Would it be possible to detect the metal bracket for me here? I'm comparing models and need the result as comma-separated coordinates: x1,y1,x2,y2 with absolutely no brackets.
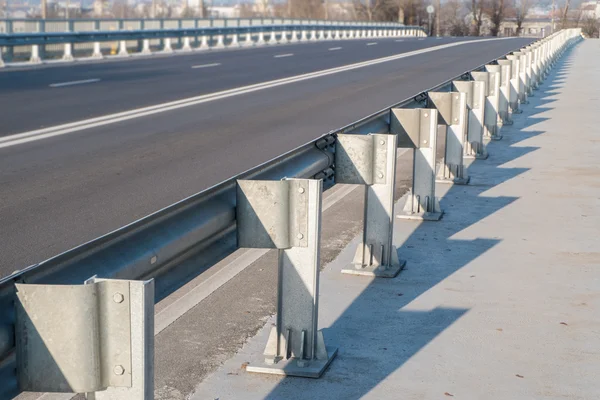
237,178,337,378
476,67,503,139
428,92,470,185
15,278,154,399
452,80,488,160
391,108,443,221
513,51,529,104
505,55,523,114
496,59,516,123
335,134,405,277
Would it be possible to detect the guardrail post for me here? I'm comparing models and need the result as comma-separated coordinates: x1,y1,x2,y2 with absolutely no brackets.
244,30,253,46
182,36,193,51
237,178,337,378
506,54,524,114
62,43,74,62
504,55,522,114
29,45,42,64
215,32,225,49
91,20,103,59
118,40,129,57
392,108,443,221
513,51,529,104
199,33,209,50
61,20,74,62
268,28,278,44
0,48,5,68
335,134,406,277
429,92,469,185
140,39,151,55
475,67,502,140
532,44,542,87
257,30,266,45
92,41,103,58
496,59,514,123
163,38,174,53
452,80,488,159
14,278,154,399
524,47,535,93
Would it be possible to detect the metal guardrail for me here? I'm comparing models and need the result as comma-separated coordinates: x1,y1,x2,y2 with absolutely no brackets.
0,28,582,399
0,17,410,34
0,22,426,64
0,24,422,46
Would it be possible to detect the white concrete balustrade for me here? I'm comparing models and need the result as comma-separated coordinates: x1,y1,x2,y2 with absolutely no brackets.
0,25,425,67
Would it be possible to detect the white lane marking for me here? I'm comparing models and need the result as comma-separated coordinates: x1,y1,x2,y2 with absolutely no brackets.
395,39,405,42
191,63,221,69
49,78,101,88
329,47,342,51
436,37,444,40
0,37,515,150
366,42,378,46
153,148,409,335
274,53,294,58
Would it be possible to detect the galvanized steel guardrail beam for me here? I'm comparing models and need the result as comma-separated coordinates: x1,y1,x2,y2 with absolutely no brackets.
0,28,582,399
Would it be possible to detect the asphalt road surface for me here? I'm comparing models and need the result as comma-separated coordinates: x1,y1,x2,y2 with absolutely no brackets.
0,36,534,278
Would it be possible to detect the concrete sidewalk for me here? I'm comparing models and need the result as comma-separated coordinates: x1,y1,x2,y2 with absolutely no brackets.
190,40,600,400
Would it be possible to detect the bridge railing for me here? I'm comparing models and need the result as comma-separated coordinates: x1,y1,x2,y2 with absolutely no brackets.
0,20,426,65
0,28,582,400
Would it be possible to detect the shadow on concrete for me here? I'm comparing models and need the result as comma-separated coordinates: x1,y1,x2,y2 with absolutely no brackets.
259,40,578,400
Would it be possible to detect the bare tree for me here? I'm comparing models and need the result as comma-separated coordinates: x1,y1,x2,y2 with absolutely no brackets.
353,0,382,21
561,0,571,28
353,0,400,22
397,0,420,25
581,16,599,37
442,0,469,36
289,0,325,18
111,0,135,18
514,0,532,36
180,6,195,17
468,0,485,36
488,0,508,37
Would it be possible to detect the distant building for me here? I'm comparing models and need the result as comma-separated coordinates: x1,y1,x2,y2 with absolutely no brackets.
93,0,105,16
207,5,240,18
580,1,600,19
501,17,552,37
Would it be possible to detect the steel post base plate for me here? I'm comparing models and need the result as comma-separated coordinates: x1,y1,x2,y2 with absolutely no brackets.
475,150,489,160
342,261,405,278
246,347,338,378
485,133,503,141
397,210,443,221
464,150,488,160
436,175,470,185
342,246,406,278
